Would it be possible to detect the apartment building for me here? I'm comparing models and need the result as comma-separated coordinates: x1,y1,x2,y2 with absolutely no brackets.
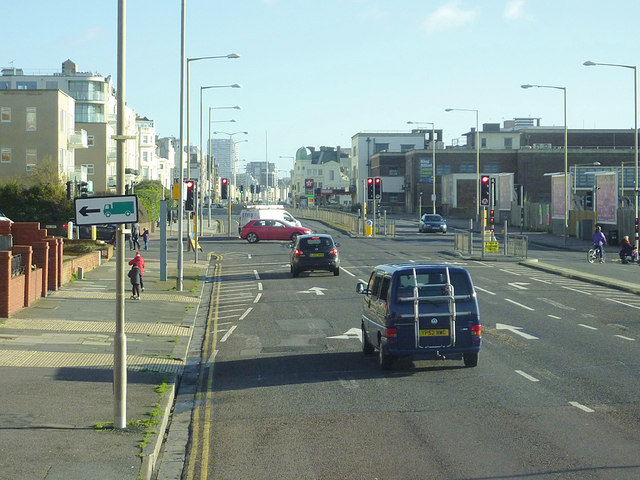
0,89,85,181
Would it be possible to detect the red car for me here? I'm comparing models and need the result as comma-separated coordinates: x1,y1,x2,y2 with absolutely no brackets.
240,219,312,243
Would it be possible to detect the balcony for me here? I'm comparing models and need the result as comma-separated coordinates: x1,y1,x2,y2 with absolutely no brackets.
68,129,88,149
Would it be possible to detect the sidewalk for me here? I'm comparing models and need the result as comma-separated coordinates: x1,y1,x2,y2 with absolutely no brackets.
0,227,211,480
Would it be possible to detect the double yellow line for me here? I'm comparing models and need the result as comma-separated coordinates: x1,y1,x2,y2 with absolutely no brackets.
186,257,222,479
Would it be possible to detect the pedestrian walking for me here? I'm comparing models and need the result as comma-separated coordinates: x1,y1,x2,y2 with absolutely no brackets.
142,228,150,250
128,265,142,299
131,222,141,250
592,225,607,263
125,225,133,250
129,251,145,292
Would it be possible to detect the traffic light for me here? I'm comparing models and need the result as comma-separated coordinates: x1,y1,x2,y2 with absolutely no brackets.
221,178,228,200
489,209,495,233
374,177,382,200
480,176,490,206
635,217,639,237
367,177,374,200
250,184,255,194
240,184,244,193
66,181,72,200
80,181,88,197
584,190,593,209
185,180,195,211
256,185,261,194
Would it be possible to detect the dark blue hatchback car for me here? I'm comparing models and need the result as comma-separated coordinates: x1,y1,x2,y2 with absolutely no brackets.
356,263,481,369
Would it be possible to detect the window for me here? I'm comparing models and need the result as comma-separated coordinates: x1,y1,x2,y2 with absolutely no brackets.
389,168,398,176
353,145,357,156
368,273,382,298
143,151,148,162
26,148,37,172
400,144,415,152
81,164,95,175
374,143,389,154
87,135,95,147
504,137,513,149
1,147,11,163
16,81,37,90
45,81,58,90
329,170,334,181
1,107,10,122
379,277,391,301
26,107,36,131
481,138,487,148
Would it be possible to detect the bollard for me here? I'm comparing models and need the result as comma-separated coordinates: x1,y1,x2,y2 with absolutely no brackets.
77,266,84,280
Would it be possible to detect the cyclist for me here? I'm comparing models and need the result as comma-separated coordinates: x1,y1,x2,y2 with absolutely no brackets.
592,226,607,263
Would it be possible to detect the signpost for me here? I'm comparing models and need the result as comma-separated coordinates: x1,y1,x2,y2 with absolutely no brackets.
74,195,139,226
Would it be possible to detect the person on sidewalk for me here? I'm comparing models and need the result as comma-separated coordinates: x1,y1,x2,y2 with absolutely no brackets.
128,251,145,292
131,222,141,250
619,235,638,264
128,264,142,299
142,228,150,250
592,225,607,263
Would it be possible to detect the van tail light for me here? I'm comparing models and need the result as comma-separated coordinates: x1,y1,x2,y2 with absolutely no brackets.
330,248,338,255
471,325,481,336
385,327,398,339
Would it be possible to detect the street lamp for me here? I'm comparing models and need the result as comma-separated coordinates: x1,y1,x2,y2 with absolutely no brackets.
179,52,239,284
521,83,568,247
196,84,241,261
445,108,480,218
213,131,249,189
584,60,638,251
407,121,437,214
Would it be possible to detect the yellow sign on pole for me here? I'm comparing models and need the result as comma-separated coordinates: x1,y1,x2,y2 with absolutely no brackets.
173,183,180,200
484,241,499,253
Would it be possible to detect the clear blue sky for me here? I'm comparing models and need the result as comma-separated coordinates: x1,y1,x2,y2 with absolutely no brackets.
5,1,640,173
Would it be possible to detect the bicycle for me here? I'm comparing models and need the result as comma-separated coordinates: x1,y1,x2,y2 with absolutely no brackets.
587,246,603,264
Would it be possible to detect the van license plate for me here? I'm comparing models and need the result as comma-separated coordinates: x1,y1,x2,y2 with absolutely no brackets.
420,329,449,336
310,253,324,257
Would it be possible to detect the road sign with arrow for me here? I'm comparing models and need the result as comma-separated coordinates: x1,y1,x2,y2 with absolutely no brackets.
74,195,139,226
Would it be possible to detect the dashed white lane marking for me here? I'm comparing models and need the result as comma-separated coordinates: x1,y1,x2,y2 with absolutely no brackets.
515,370,539,382
500,269,521,276
505,298,535,311
220,325,237,343
340,267,356,277
253,270,260,280
258,282,263,291
239,308,252,321
607,298,640,310
475,286,496,296
569,401,594,413
253,293,262,303
547,314,562,319
578,324,598,330
614,335,636,341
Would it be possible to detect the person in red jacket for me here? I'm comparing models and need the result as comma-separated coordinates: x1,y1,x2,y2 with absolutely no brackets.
129,251,145,291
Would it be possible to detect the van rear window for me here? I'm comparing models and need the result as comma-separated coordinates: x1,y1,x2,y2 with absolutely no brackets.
396,270,472,299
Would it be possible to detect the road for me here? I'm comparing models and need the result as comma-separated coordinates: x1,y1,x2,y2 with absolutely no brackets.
180,217,640,480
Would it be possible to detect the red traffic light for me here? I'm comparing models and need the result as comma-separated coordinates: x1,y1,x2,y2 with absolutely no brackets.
186,180,194,189
221,178,228,185
375,178,381,185
367,178,373,185
481,176,490,184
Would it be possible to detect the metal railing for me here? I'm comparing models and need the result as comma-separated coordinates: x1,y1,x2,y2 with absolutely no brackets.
292,207,395,237
11,254,24,278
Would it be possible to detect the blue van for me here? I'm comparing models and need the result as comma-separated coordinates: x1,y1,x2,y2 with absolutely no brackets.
356,263,481,369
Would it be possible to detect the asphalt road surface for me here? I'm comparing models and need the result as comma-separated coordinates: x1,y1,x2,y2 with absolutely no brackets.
182,218,640,480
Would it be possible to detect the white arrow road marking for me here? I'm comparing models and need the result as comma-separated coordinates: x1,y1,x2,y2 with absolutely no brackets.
505,298,535,311
298,287,327,296
508,282,530,290
328,327,362,340
496,323,539,340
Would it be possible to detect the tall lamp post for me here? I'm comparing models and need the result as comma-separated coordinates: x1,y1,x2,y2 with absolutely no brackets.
584,60,638,251
179,53,238,284
522,84,568,247
208,106,241,226
407,121,437,214
445,108,480,219
213,130,249,194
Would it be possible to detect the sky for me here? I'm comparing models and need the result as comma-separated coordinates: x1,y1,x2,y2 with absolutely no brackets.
5,0,640,174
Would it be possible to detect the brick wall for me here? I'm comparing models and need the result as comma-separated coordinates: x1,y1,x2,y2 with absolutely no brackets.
61,251,102,284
